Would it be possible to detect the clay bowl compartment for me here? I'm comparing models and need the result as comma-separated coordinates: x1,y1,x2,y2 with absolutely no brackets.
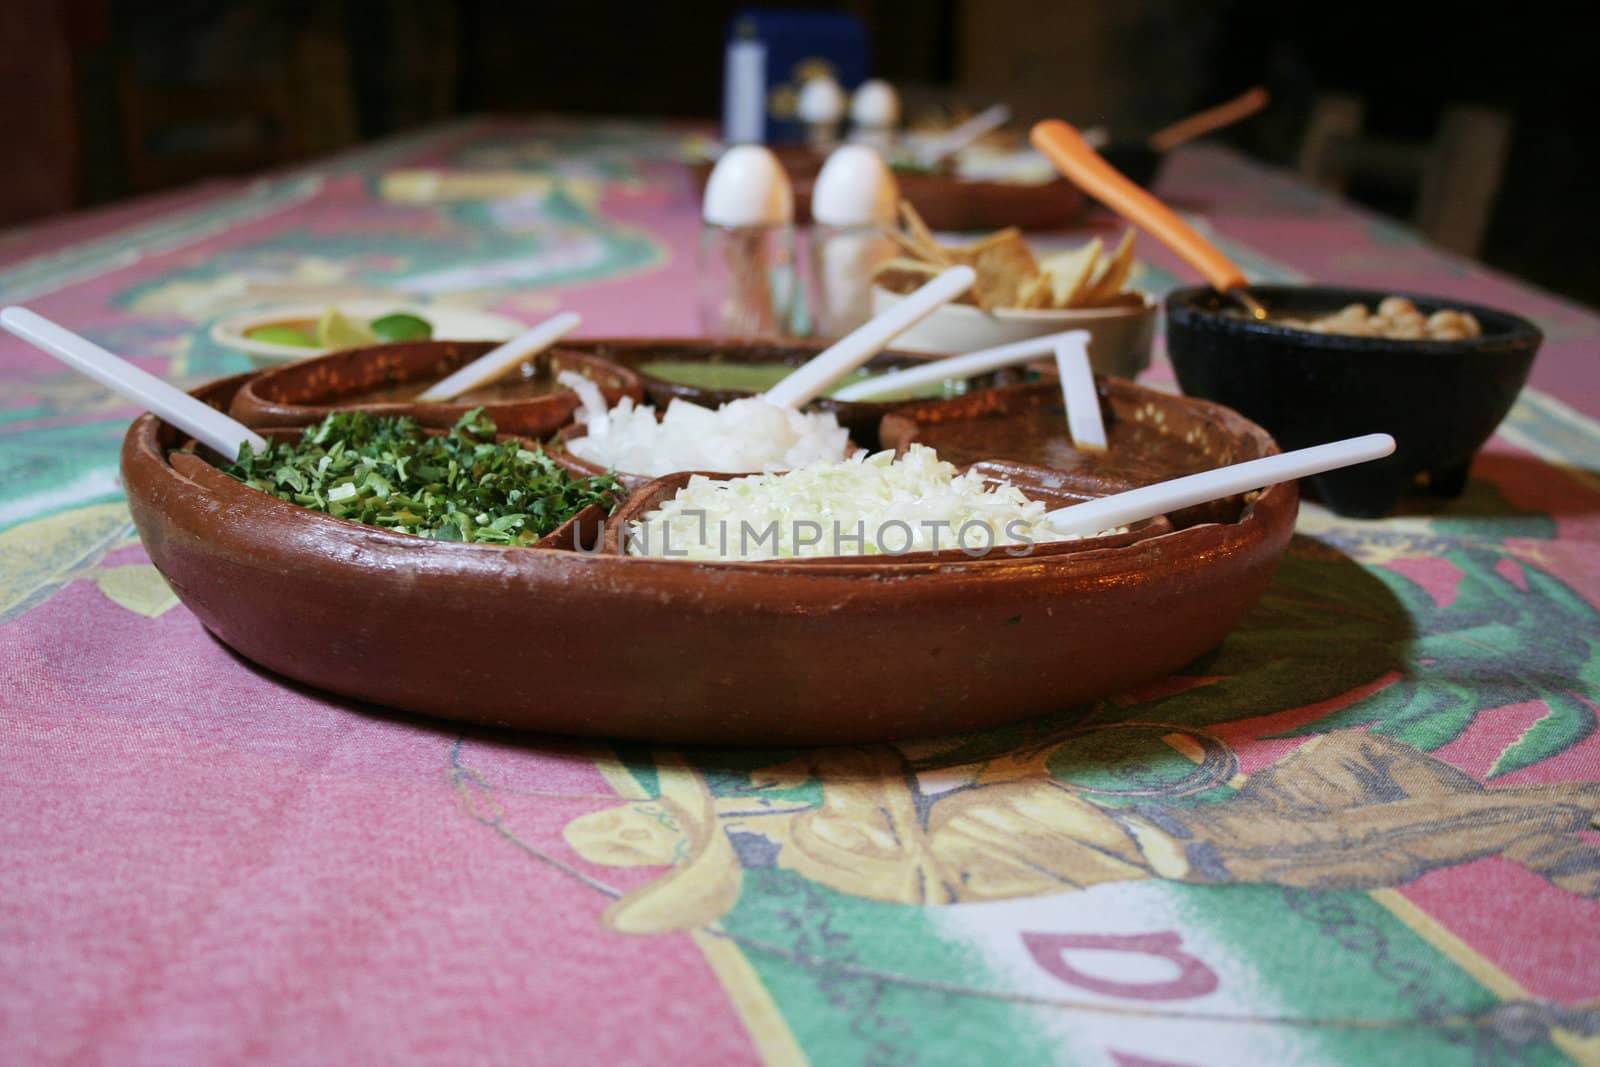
229,339,643,440
607,462,1173,564
168,422,617,554
124,370,1296,747
691,145,1086,230
881,380,1276,529
1164,285,1541,517
581,337,1042,450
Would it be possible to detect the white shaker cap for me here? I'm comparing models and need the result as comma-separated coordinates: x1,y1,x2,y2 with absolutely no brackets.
797,75,846,126
812,145,899,227
702,145,794,227
851,79,900,127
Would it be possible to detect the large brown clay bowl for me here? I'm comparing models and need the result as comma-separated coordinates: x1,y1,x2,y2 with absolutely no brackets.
576,337,1042,450
229,339,642,440
124,371,1295,746
691,146,1085,230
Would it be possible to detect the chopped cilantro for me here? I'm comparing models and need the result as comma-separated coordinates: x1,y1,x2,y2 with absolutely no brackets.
219,408,619,546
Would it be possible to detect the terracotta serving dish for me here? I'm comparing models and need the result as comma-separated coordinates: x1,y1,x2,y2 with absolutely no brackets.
1165,285,1542,517
229,339,643,440
123,371,1295,746
582,337,1042,449
691,146,1085,231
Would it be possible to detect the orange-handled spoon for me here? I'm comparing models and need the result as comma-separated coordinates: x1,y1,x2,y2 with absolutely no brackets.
1147,86,1270,153
1030,119,1268,320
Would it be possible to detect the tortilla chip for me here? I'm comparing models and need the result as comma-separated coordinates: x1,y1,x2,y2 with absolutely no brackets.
1040,239,1102,308
1081,230,1137,305
1016,273,1055,309
872,256,944,295
897,201,952,265
881,226,938,262
965,230,1040,309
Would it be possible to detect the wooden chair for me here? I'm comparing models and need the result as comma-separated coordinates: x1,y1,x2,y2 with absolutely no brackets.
1297,93,1512,257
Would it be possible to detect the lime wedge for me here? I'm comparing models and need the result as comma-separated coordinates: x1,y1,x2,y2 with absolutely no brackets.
369,312,434,342
315,308,377,349
244,325,318,347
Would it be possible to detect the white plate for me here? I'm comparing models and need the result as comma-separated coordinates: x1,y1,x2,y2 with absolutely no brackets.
210,300,528,368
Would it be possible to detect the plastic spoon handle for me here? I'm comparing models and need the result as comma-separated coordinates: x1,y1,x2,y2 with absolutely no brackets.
832,329,1079,401
914,104,1011,166
1,306,267,458
1055,333,1106,451
416,311,581,402
764,265,975,410
1045,433,1395,537
1030,120,1249,294
1148,86,1270,153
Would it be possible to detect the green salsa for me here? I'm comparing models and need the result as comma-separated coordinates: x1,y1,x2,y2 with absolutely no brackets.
637,360,968,402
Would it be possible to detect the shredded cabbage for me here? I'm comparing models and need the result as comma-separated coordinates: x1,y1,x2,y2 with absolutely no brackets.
628,444,1085,560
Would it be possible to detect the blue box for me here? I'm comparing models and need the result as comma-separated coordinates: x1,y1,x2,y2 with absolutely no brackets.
723,8,869,145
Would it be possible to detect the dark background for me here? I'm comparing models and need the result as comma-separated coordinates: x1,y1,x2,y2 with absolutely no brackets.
4,0,1595,307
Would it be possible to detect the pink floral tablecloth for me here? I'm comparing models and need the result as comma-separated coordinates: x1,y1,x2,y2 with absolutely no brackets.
3,117,1599,1066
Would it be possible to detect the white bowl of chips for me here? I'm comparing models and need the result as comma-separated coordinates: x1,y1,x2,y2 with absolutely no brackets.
871,285,1155,377
872,209,1157,378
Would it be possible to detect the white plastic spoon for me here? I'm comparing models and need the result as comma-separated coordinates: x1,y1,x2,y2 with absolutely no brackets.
416,311,581,402
763,265,975,410
1,306,268,458
912,103,1012,168
1054,332,1106,451
831,329,1081,402
1045,433,1396,537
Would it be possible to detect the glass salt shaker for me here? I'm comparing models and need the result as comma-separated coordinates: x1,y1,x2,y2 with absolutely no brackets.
698,145,797,337
848,79,901,156
809,145,899,340
797,75,845,155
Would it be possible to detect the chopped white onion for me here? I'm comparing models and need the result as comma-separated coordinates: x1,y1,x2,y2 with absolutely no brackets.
560,373,851,477
628,444,1087,560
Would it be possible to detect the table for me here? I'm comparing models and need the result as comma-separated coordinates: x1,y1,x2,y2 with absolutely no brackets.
3,117,1598,1067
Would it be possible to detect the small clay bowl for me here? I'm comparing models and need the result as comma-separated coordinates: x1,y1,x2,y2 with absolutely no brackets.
882,379,1276,529
1164,285,1542,517
171,424,618,552
123,369,1296,746
603,461,1173,564
579,337,1039,449
229,339,643,440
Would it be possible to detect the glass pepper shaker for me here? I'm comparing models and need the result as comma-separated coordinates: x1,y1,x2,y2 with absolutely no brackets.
699,145,797,337
848,79,900,156
797,74,845,155
809,145,899,340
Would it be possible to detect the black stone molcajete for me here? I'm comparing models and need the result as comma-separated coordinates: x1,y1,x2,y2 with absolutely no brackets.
1165,285,1541,517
